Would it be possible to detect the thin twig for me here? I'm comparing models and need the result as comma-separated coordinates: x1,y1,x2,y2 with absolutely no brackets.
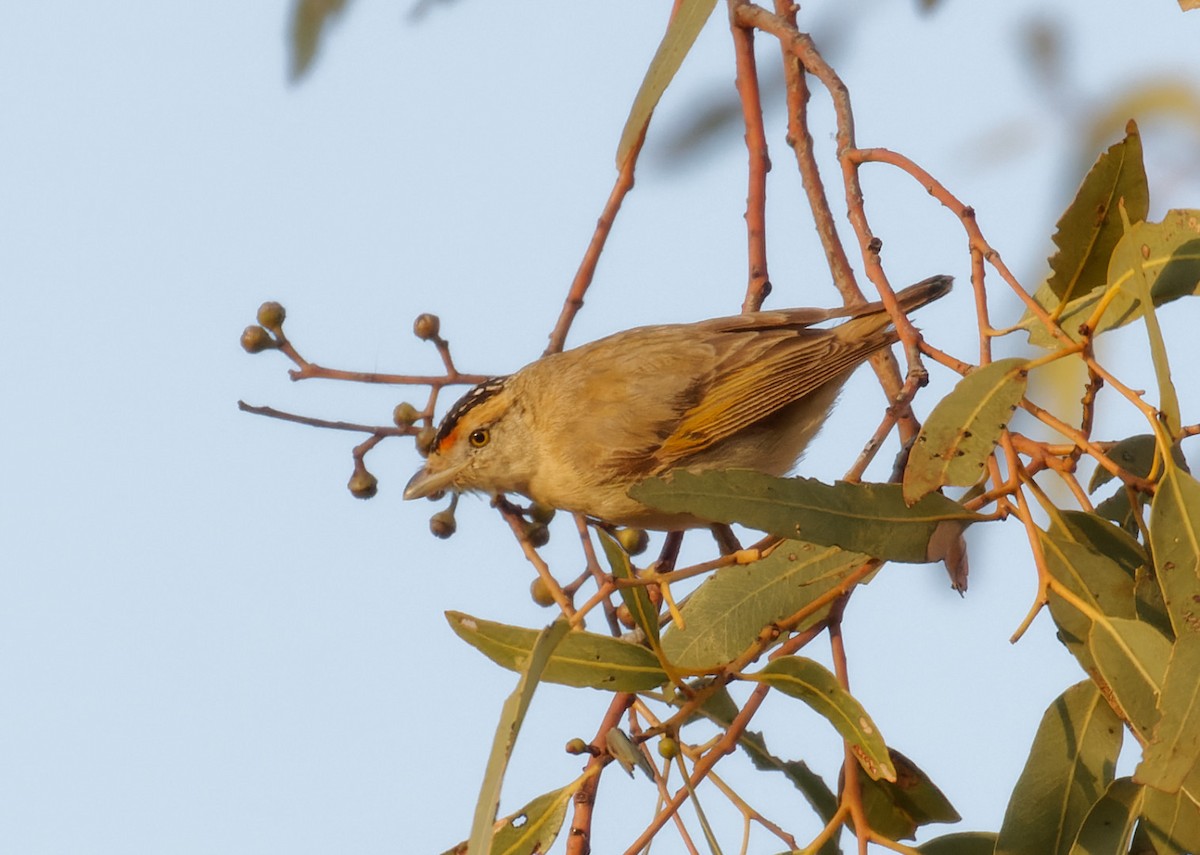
728,0,772,313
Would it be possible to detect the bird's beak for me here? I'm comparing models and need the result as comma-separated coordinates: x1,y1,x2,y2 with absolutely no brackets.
403,461,465,501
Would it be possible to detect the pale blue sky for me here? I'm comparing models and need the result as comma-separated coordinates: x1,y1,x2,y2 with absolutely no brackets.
3,2,1199,852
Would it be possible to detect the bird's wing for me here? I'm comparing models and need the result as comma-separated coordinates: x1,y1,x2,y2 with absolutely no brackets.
648,313,898,470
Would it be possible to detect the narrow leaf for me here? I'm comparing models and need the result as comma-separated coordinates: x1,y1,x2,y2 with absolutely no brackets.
660,539,870,669
597,529,660,646
996,681,1123,855
751,656,895,782
1135,632,1200,793
616,0,719,168
1113,209,1184,434
903,357,1028,503
1067,778,1142,855
1149,456,1200,638
468,620,569,855
631,470,982,564
446,612,667,691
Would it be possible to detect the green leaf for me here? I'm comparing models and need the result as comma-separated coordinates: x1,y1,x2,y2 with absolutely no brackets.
489,782,579,855
750,656,895,782
1088,435,1158,494
903,357,1028,503
855,749,960,841
631,470,983,564
615,0,719,168
660,540,870,669
1139,781,1200,854
996,681,1123,855
1021,209,1200,347
597,528,660,646
1022,123,1148,339
468,620,569,855
1050,510,1172,638
916,832,1000,854
1067,778,1142,855
1136,632,1200,793
446,612,667,691
1114,211,1184,434
1087,616,1170,738
1042,522,1140,677
1149,456,1200,638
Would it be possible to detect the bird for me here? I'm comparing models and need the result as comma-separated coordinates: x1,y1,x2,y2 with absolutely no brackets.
403,275,951,530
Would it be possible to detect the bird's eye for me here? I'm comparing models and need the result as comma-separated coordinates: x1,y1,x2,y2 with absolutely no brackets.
469,428,490,448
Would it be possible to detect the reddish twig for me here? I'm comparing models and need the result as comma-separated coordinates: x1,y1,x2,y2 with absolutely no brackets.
728,0,772,313
567,693,637,855
545,127,645,356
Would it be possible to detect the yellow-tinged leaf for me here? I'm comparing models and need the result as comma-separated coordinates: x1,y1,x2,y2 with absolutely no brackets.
615,0,719,168
1140,780,1200,853
1136,633,1200,793
1021,209,1200,347
903,357,1028,503
750,656,895,782
1112,209,1186,434
489,782,579,855
660,540,870,669
446,612,667,691
1149,457,1200,638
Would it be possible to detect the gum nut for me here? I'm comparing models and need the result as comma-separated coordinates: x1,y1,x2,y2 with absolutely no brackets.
347,467,378,499
529,577,556,607
392,402,420,427
616,528,649,556
256,301,286,331
429,509,457,539
412,313,440,340
240,325,275,353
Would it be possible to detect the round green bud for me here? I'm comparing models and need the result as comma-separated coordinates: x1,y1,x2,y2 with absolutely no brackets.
616,528,649,556
565,738,590,755
347,467,378,499
529,577,556,607
657,736,679,759
256,301,286,331
429,508,457,539
240,325,275,354
528,502,557,525
412,313,441,341
392,402,420,428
